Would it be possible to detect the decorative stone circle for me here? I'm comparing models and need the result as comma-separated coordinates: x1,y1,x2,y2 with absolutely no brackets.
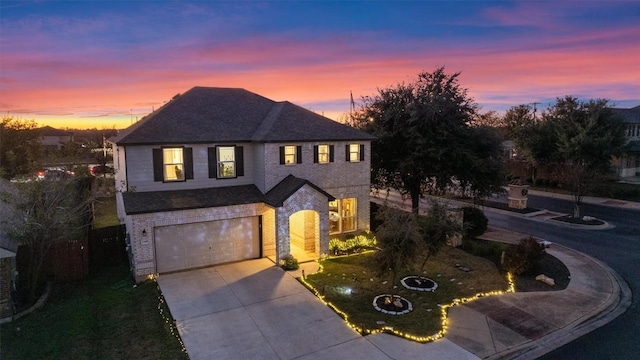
373,294,413,315
401,276,438,292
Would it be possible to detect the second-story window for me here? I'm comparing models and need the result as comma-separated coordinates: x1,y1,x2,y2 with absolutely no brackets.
314,144,334,164
153,147,193,182
217,146,235,178
346,143,365,162
284,146,296,164
280,145,302,165
208,145,244,179
163,148,185,181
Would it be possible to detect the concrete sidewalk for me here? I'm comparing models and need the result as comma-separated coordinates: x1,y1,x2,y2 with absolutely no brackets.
527,189,640,211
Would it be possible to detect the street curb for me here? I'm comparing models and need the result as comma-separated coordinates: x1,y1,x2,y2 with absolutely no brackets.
486,243,632,360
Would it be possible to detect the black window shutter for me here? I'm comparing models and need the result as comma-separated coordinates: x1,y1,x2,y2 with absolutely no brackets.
279,146,285,164
313,145,318,163
345,144,350,162
359,144,365,161
153,149,163,181
184,147,193,179
208,147,217,178
329,145,334,162
235,146,244,176
296,145,302,164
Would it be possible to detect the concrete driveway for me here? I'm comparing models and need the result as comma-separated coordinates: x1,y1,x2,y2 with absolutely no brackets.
158,258,476,360
157,259,376,360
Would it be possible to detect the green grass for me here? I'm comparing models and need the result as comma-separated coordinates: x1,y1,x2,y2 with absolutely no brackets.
93,196,119,229
303,246,510,340
1,265,188,360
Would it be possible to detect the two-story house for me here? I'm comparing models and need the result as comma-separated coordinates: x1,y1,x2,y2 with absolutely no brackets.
612,105,640,179
110,87,375,282
37,125,74,152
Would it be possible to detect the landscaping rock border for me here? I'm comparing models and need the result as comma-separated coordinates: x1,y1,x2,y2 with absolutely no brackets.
373,294,413,315
401,276,438,292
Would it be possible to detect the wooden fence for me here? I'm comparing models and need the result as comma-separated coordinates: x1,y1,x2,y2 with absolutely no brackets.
88,224,128,272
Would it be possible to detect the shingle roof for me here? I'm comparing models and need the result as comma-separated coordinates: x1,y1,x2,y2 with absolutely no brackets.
121,176,334,214
122,185,265,214
612,105,640,124
37,126,73,137
264,174,334,207
112,87,375,145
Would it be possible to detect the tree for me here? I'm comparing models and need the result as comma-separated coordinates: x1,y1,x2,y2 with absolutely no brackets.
510,97,626,218
0,116,41,179
2,177,91,301
371,205,422,293
353,67,505,214
545,97,626,218
416,200,462,272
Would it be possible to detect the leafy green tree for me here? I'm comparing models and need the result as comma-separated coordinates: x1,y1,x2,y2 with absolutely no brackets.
545,97,626,218
2,178,91,301
416,200,462,272
371,205,422,293
0,116,41,179
354,67,504,214
509,97,626,218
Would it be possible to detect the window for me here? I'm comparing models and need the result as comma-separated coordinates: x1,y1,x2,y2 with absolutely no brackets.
345,143,365,162
153,147,193,182
329,198,357,234
217,146,235,178
314,144,334,164
163,148,184,181
318,145,329,163
208,146,244,179
284,146,296,164
280,145,302,164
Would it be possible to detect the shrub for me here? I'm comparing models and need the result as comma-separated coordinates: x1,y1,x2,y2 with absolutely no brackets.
329,232,377,255
534,178,545,187
462,238,507,266
281,254,299,271
502,237,546,275
462,207,488,239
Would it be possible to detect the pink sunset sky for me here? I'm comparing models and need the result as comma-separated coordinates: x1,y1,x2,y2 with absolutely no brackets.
1,1,639,129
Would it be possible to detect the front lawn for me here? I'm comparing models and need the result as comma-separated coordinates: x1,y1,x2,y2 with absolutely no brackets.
303,246,511,341
1,265,187,360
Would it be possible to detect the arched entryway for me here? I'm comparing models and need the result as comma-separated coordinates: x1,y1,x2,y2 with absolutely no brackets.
289,210,319,262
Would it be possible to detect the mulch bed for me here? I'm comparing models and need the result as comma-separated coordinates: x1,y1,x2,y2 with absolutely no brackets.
373,294,413,315
515,253,571,292
401,276,438,291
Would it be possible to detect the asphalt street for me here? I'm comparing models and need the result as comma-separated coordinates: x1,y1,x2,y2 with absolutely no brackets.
486,194,640,359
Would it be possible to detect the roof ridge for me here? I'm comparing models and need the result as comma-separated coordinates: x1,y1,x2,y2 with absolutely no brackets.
251,102,285,141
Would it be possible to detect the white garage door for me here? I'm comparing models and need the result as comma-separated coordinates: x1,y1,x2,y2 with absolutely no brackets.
154,217,260,273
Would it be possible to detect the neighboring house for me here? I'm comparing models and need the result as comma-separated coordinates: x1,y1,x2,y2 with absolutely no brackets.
37,126,74,152
110,87,375,282
612,105,640,179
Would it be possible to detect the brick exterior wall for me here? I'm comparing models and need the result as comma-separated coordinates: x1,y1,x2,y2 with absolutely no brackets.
120,139,371,281
276,185,330,264
128,203,271,282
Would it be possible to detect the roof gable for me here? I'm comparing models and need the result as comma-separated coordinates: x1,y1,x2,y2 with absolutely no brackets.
112,87,374,145
612,105,640,124
264,174,334,207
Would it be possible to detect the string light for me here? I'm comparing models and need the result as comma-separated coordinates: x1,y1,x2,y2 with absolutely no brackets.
300,265,516,343
151,274,188,355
